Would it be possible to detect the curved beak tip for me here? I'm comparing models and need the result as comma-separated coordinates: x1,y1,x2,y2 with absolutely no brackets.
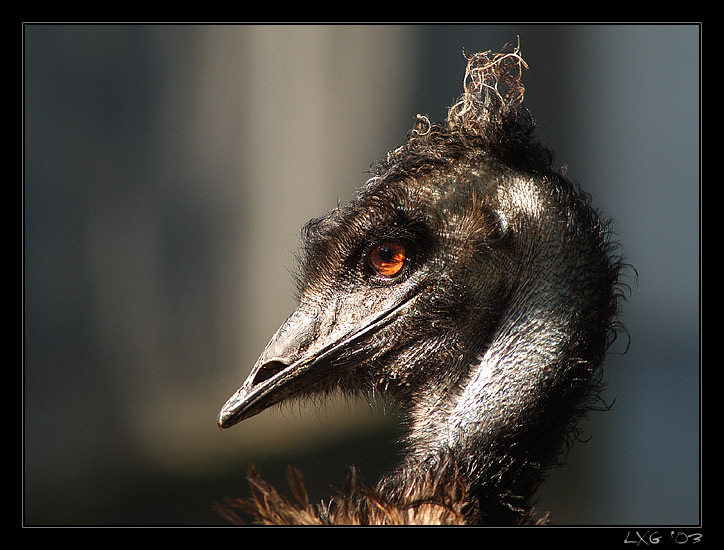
216,387,244,429
216,411,229,429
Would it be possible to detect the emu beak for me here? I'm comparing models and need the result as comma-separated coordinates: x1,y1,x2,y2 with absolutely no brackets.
217,291,416,430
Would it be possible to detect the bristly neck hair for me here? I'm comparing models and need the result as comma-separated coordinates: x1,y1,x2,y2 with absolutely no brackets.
360,45,624,524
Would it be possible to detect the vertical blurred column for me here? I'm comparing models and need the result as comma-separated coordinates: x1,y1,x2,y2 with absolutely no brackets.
198,25,418,369
143,25,420,465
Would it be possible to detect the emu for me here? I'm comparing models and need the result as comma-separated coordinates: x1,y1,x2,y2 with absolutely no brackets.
217,46,623,525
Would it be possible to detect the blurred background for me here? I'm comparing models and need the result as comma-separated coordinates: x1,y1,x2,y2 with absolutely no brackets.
24,24,700,525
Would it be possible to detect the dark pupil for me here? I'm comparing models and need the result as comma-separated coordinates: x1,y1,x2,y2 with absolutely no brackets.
378,246,393,262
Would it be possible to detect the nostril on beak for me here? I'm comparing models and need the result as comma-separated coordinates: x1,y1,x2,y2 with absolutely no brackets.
251,360,288,386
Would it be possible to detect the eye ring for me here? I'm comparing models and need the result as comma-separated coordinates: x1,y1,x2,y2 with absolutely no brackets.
366,241,407,279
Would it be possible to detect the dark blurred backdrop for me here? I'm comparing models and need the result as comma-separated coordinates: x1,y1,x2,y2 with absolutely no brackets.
23,24,700,525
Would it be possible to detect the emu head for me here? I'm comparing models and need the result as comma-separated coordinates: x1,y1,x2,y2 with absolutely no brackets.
218,49,619,472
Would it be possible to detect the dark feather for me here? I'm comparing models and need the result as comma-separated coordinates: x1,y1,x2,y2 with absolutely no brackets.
216,42,627,526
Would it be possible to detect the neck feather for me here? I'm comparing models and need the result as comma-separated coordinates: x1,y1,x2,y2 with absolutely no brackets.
380,178,616,524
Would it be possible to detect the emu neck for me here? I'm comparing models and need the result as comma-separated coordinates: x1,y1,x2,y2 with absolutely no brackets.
393,307,578,524
385,178,610,524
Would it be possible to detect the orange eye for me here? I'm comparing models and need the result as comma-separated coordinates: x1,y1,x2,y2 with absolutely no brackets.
367,242,406,278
